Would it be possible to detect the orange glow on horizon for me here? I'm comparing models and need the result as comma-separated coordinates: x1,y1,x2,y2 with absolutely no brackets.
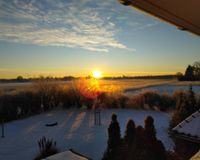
75,78,102,99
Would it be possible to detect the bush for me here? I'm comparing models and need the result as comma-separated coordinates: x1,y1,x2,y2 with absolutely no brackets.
0,80,84,122
102,115,167,160
59,86,82,109
126,93,144,109
102,113,122,160
124,119,136,146
2,79,198,123
34,136,59,160
0,91,42,122
33,78,61,110
96,93,120,109
170,86,199,128
126,91,175,111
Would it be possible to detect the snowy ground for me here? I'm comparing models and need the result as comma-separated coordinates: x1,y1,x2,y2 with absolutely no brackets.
0,109,174,160
125,85,200,95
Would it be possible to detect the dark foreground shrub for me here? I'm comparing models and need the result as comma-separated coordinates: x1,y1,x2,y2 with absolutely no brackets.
34,136,59,160
126,90,175,111
102,114,167,160
170,86,199,128
0,91,41,122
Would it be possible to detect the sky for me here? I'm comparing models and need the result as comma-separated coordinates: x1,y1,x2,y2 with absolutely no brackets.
0,0,200,78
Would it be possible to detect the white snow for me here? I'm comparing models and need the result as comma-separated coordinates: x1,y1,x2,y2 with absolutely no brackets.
43,150,88,160
125,85,200,95
0,109,174,160
173,109,200,139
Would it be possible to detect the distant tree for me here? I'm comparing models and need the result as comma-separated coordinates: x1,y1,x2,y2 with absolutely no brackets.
124,119,136,146
176,72,183,80
184,65,195,80
178,61,200,81
193,61,200,79
16,75,24,82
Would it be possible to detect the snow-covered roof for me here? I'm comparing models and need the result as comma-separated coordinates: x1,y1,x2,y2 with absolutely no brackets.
172,109,200,143
43,150,90,160
190,150,200,160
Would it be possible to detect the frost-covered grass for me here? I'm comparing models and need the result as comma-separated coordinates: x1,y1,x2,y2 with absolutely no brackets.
0,79,175,94
0,109,174,160
1,79,200,95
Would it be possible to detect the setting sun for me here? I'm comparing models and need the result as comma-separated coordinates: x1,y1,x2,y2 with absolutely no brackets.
92,70,102,78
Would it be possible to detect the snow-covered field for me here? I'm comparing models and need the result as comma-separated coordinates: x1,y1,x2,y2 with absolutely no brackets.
0,109,174,160
125,85,200,95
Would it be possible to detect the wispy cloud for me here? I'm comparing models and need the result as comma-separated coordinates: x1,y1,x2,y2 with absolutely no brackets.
0,0,158,52
0,0,131,52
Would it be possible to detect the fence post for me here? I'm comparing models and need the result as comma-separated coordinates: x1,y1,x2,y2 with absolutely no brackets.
1,119,4,138
94,109,101,126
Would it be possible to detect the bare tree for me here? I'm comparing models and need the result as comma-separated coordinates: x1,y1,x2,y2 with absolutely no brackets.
193,61,200,79
33,76,59,111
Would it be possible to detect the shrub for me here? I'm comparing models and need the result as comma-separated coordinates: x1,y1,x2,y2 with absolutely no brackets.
144,116,156,140
97,93,120,109
160,93,175,111
33,78,61,110
126,90,174,111
59,86,82,109
107,113,121,149
103,113,122,160
170,86,200,128
126,94,144,109
34,136,59,160
142,91,161,109
124,119,136,146
102,115,167,160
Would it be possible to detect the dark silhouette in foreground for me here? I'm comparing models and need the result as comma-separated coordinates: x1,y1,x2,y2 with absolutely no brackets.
34,136,59,160
102,114,166,160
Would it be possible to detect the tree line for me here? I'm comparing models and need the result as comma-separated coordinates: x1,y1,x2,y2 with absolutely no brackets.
178,61,200,81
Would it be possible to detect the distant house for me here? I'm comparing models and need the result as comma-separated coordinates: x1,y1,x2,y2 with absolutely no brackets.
170,109,200,159
43,149,91,160
171,109,200,143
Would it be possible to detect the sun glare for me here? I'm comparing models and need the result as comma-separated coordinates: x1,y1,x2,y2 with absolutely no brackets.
92,70,102,78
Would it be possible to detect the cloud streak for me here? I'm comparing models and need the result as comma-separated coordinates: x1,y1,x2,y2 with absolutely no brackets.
0,0,130,52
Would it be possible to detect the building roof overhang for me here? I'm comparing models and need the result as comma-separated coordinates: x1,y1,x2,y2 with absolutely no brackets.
119,0,200,36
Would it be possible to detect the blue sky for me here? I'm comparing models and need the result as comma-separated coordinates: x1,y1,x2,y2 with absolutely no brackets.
0,0,200,78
